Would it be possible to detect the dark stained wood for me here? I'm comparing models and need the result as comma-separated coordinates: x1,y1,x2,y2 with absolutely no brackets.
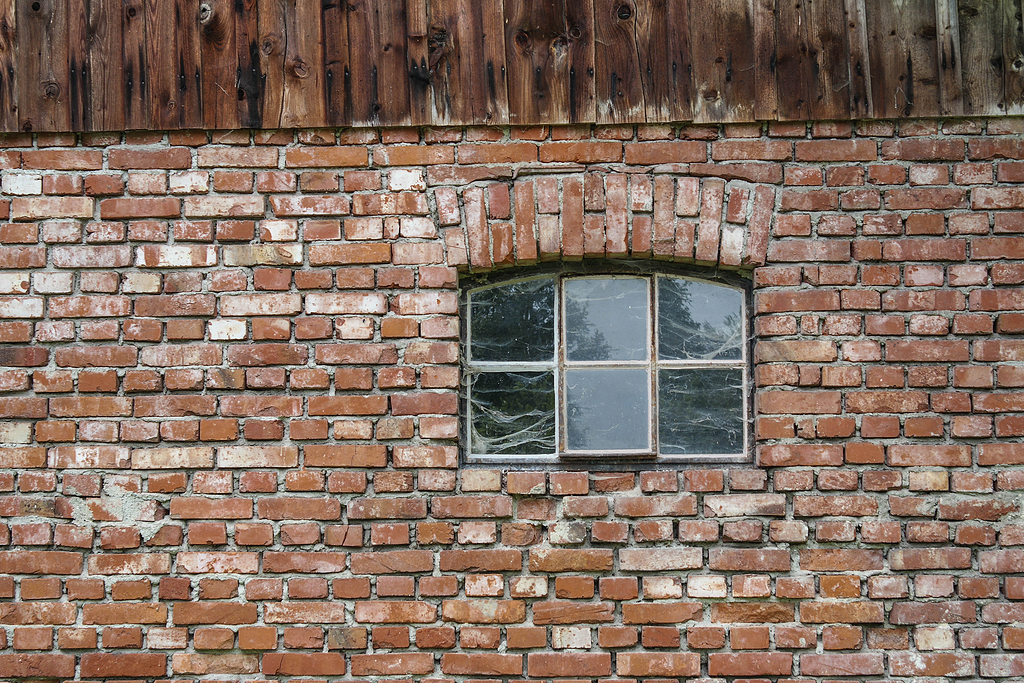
234,0,262,128
0,0,1018,131
322,0,349,126
594,0,645,124
505,0,596,125
17,0,70,132
687,0,756,122
199,0,238,129
149,0,203,129
257,0,286,128
68,0,88,130
280,0,325,127
865,0,941,118
0,0,15,130
934,0,963,115
122,0,150,129
843,0,872,118
775,0,851,121
753,0,778,121
406,0,430,124
428,0,509,125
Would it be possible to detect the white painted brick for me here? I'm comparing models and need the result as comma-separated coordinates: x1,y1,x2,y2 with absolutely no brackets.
1,173,42,195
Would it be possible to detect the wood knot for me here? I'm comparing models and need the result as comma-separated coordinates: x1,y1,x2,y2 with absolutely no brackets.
569,25,582,40
199,3,212,23
615,4,632,20
43,81,60,99
289,59,309,78
261,34,280,56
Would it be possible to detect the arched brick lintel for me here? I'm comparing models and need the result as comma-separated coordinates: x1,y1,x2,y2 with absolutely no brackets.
441,173,777,272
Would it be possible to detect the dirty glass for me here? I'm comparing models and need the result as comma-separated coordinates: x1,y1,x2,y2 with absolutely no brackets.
469,277,555,362
565,277,648,361
469,371,556,454
565,368,649,451
658,277,743,361
658,368,744,454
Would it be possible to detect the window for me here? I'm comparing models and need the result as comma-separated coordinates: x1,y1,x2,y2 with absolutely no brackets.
462,265,750,465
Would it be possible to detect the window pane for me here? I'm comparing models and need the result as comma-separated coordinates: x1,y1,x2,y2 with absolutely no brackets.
565,368,649,451
565,277,648,361
470,371,555,455
469,278,555,362
658,277,743,361
659,368,744,454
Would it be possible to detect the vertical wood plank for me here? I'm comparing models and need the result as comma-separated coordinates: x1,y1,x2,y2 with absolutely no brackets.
752,0,778,121
407,0,430,125
505,0,595,125
378,0,421,126
17,0,70,132
123,0,150,129
429,0,509,126
594,0,645,124
258,0,286,128
344,0,378,126
0,0,15,130
150,0,203,129
634,0,692,123
687,0,756,123
200,0,239,129
322,0,350,125
843,0,872,118
280,0,325,127
934,0,963,115
345,0,425,126
775,0,850,121
68,0,88,130
1003,0,1024,114
234,0,262,128
865,0,941,118
84,0,126,131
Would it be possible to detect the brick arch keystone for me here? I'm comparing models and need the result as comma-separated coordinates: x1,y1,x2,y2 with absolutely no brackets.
438,172,776,272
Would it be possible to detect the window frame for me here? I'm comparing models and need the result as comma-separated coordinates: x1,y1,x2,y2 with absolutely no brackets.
460,261,753,468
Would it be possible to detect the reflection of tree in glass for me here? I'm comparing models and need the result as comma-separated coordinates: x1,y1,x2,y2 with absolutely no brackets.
659,278,742,360
659,368,743,454
470,371,555,454
471,279,555,362
565,295,611,361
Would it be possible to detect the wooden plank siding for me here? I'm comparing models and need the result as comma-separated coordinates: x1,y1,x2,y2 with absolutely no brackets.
0,0,1019,132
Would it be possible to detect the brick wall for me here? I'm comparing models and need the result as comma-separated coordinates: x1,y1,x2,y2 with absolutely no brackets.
0,118,1023,680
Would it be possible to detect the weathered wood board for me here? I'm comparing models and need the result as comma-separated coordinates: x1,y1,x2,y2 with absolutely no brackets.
0,0,1015,131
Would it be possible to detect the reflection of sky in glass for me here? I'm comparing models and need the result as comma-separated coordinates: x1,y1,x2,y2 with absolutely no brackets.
566,368,649,451
565,278,647,361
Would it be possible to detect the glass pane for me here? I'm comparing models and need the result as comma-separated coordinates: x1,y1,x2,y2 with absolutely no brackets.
469,278,555,362
565,368,649,451
658,277,743,361
470,371,555,455
659,368,744,454
565,277,648,361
